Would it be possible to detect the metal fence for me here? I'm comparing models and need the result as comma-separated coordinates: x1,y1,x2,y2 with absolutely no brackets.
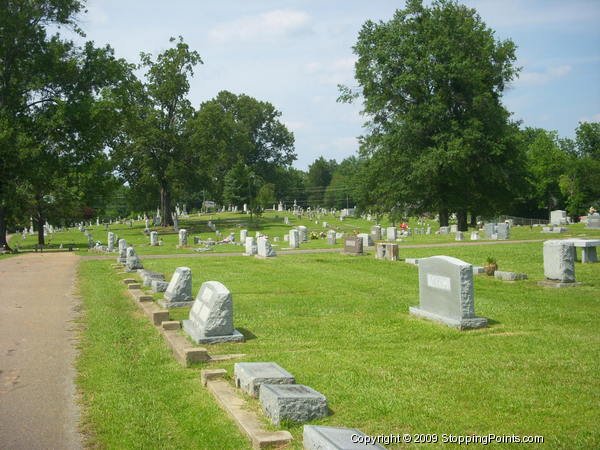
496,215,549,226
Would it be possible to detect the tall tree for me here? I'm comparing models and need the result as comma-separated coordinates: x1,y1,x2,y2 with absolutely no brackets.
0,1,128,246
113,37,202,227
340,0,522,230
188,90,296,204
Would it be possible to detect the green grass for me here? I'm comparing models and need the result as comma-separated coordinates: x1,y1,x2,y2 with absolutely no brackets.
76,261,249,449
12,212,600,258
132,242,600,449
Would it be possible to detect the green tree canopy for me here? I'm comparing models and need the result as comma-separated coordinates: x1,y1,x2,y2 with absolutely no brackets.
341,0,523,229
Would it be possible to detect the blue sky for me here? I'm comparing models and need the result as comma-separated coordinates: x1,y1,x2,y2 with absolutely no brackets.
74,0,600,170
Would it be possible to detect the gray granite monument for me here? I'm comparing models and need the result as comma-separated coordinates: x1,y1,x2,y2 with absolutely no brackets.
234,362,295,397
182,281,244,344
409,255,487,330
160,267,194,308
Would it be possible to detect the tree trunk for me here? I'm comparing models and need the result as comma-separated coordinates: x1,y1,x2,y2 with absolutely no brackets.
438,208,449,227
160,185,173,227
37,215,45,246
457,210,468,232
469,213,477,228
0,205,11,251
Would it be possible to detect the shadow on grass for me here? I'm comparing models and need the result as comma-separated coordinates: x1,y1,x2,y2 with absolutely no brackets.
238,328,258,341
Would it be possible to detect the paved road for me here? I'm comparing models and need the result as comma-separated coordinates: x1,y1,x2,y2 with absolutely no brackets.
0,252,82,449
82,238,546,260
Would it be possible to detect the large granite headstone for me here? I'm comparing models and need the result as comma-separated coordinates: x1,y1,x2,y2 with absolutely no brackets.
182,281,244,344
539,240,578,287
160,267,193,308
409,255,487,329
150,231,159,246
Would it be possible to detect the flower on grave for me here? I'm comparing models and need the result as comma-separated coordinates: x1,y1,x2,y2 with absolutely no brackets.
589,206,597,214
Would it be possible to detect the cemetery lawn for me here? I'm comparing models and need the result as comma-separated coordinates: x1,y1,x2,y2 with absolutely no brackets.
74,241,599,449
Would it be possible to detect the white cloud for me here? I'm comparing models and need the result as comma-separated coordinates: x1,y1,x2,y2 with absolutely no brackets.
208,10,311,43
304,57,357,85
515,65,572,87
333,137,359,150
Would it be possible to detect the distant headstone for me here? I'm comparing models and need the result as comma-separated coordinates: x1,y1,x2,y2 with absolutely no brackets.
449,225,458,233
244,237,257,256
484,223,496,240
470,231,480,241
370,225,382,241
375,243,398,261
357,233,373,248
327,230,336,245
260,384,328,426
256,238,276,258
150,231,159,246
344,236,363,255
240,229,248,243
140,270,165,287
550,210,567,226
234,362,295,398
107,232,115,252
497,223,510,240
455,231,464,241
303,425,387,450
182,281,244,344
160,267,193,308
289,229,300,249
438,226,449,235
586,215,600,229
387,226,397,241
426,226,432,235
284,216,290,225
116,239,128,264
409,255,487,329
178,229,188,247
298,225,308,242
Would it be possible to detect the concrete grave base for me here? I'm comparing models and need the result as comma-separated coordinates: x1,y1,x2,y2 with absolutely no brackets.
303,425,387,450
537,280,582,288
409,306,488,330
182,320,245,344
405,258,419,265
494,271,528,281
203,370,293,449
254,255,276,259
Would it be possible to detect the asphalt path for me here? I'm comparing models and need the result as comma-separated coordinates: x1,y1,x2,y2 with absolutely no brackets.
0,252,82,449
